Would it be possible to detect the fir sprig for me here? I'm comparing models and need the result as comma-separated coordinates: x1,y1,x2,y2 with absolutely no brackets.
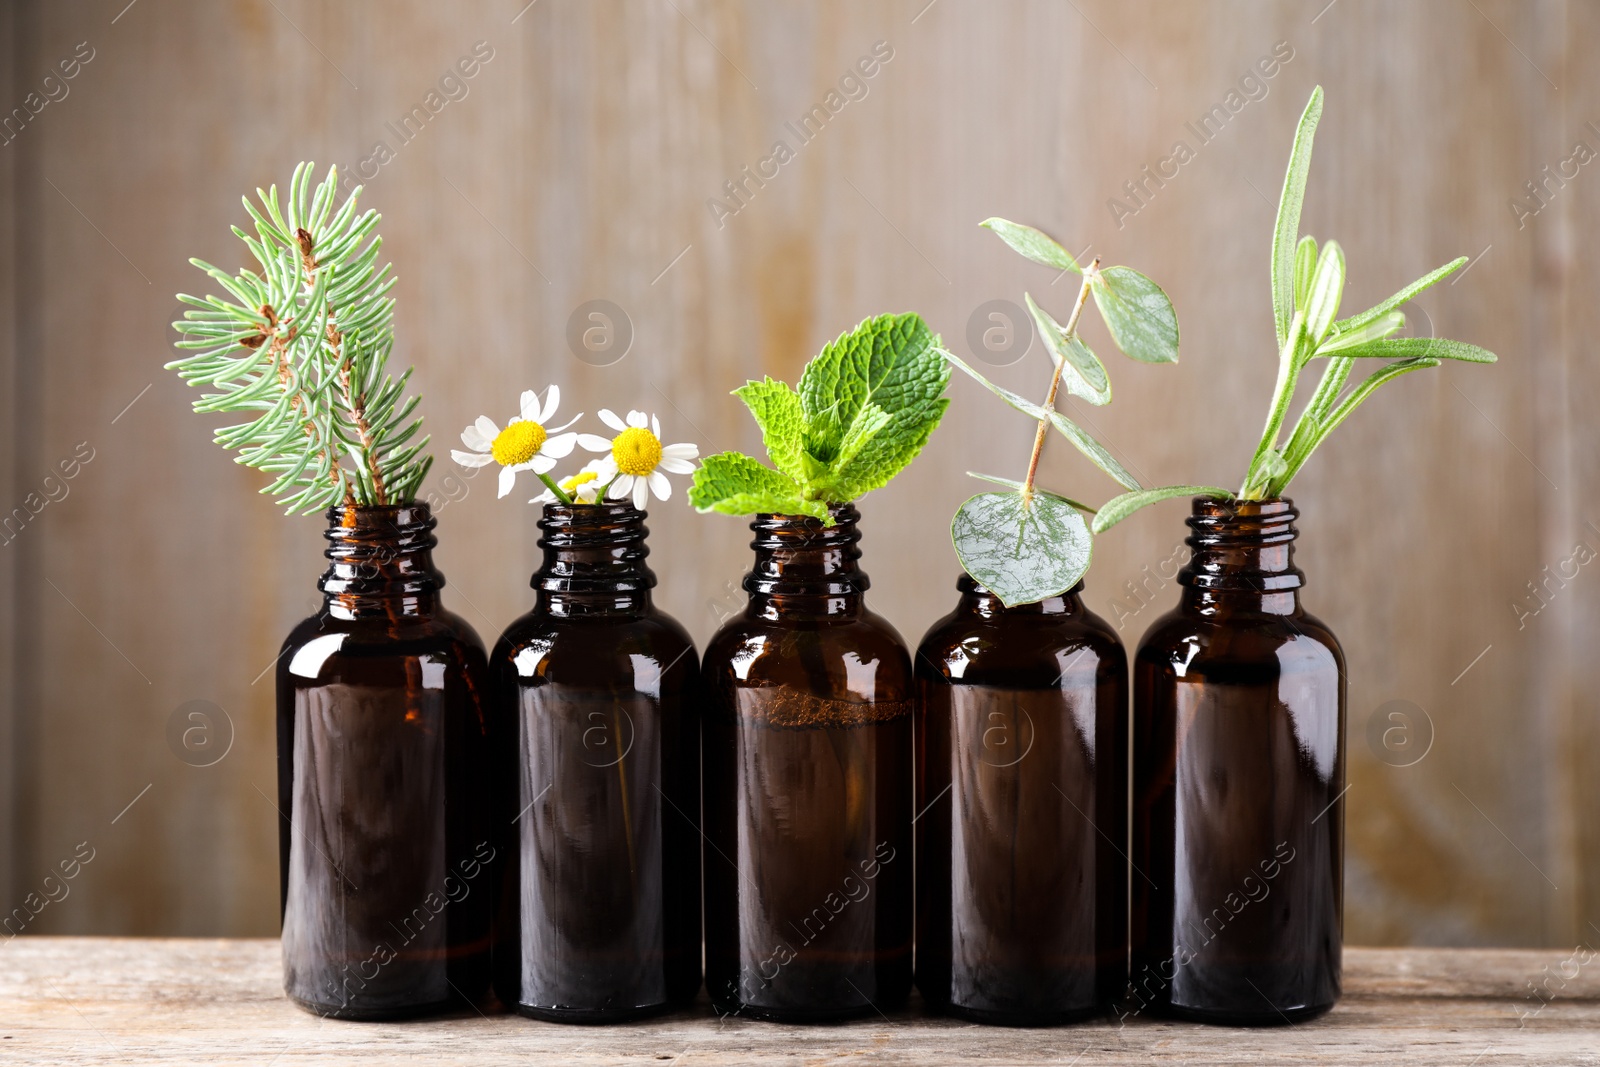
168,163,431,514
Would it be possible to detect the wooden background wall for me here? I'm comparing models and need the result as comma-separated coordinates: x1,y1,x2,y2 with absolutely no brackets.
1,0,1593,948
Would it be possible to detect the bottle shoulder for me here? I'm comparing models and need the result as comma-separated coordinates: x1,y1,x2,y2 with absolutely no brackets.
1134,602,1344,678
702,607,912,694
916,603,1127,687
493,606,697,684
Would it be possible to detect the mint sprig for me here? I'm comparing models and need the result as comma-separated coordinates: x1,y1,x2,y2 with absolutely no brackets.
688,312,951,522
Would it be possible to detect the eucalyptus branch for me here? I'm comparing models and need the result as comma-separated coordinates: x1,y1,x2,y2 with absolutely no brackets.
1022,258,1099,497
940,221,1184,606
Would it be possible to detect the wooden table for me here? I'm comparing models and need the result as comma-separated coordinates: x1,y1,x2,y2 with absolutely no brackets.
2,939,1596,1064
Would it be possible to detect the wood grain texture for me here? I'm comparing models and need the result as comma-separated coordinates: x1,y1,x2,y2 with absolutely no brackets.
1,940,1598,1065
0,0,1593,949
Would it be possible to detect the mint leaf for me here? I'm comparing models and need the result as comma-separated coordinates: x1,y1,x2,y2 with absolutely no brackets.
1089,266,1180,364
951,491,1092,607
688,451,829,520
797,312,950,499
980,218,1081,273
734,377,807,481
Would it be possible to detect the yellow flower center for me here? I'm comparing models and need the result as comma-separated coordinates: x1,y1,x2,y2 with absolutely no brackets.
490,421,546,466
560,470,599,492
612,427,662,476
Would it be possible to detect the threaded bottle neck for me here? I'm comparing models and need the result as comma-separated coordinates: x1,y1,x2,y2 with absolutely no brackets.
318,504,442,619
1178,497,1303,615
534,502,654,615
744,504,868,619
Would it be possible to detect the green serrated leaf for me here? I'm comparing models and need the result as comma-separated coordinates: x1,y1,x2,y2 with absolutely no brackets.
1090,266,1181,364
1314,336,1498,364
980,217,1081,273
796,312,950,501
734,377,807,482
686,451,829,521
1272,87,1324,347
1024,292,1110,404
952,491,1093,608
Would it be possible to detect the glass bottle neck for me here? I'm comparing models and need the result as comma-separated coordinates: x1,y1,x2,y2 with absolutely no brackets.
318,504,443,620
954,574,1086,618
1178,497,1304,616
744,505,868,620
533,502,655,617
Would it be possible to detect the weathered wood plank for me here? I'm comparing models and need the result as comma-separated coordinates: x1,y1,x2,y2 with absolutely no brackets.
0,941,1596,1065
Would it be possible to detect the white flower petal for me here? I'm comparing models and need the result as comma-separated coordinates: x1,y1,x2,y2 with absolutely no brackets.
599,409,627,432
609,474,634,501
542,432,578,459
540,384,561,423
649,471,672,501
627,410,648,428
451,449,494,468
460,424,491,451
530,455,557,474
651,413,661,437
531,488,556,504
591,456,619,481
497,465,517,498
576,434,613,452
661,442,699,460
548,412,582,433
632,476,650,510
658,457,696,475
519,390,540,422
475,416,500,443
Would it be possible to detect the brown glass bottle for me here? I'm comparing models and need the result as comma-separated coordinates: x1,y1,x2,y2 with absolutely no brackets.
915,576,1128,1026
1130,498,1344,1026
701,505,913,1022
488,503,701,1022
274,504,493,1020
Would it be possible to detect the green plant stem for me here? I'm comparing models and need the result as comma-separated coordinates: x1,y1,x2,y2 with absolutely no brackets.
537,470,574,505
1240,312,1308,499
1021,258,1100,497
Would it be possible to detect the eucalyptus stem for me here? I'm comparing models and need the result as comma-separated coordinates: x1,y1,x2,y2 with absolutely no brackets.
1021,258,1101,497
537,470,574,505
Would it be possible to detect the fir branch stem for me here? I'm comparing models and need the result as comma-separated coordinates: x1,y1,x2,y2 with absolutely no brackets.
1022,258,1100,497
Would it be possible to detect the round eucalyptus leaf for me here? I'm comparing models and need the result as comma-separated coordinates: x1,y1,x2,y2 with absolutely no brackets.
951,490,1093,608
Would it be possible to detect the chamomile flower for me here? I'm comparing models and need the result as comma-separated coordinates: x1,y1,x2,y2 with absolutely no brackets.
450,386,581,498
533,459,609,505
576,409,699,510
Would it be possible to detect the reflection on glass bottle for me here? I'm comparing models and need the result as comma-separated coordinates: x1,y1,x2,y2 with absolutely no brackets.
491,503,701,1022
1131,497,1344,1025
916,575,1128,1025
276,504,493,1020
702,506,913,1022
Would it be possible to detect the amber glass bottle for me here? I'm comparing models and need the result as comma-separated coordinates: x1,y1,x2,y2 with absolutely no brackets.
1130,497,1345,1025
489,503,701,1022
701,505,913,1022
915,576,1128,1025
275,504,493,1020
